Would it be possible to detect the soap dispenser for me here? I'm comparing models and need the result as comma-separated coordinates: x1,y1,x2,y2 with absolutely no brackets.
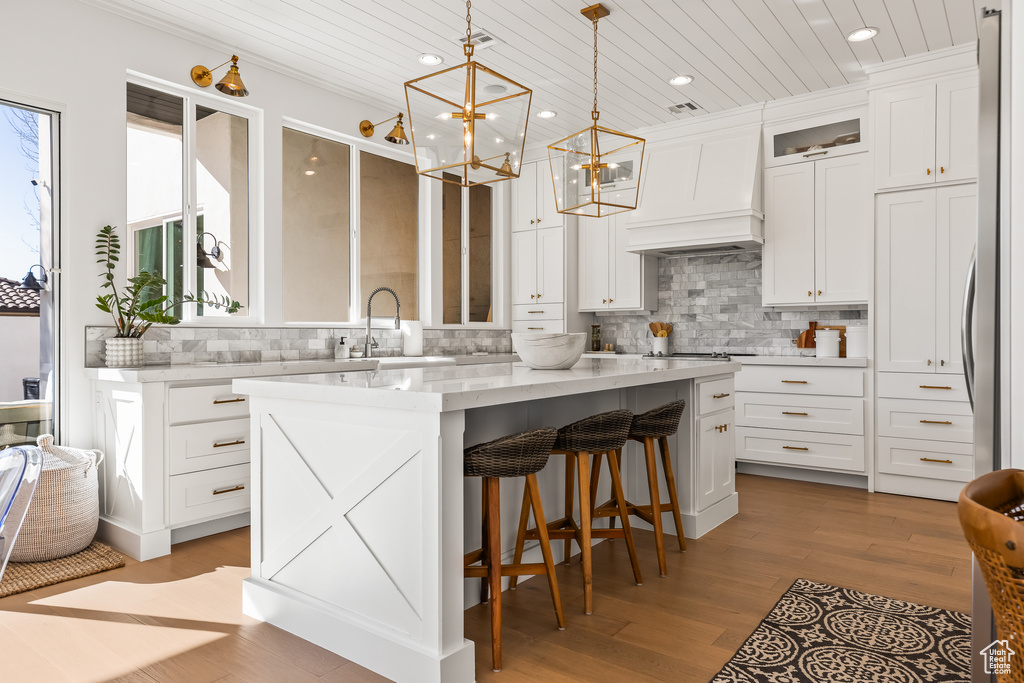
334,336,350,359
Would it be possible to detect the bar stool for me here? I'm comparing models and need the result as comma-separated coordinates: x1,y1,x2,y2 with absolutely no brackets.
597,400,687,577
511,409,640,616
463,427,564,673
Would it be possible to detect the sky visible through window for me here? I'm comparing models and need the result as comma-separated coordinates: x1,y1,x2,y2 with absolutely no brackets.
0,104,40,281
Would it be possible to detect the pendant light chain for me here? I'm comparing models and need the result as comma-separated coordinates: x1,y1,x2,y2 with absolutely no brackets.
592,13,600,121
464,0,475,58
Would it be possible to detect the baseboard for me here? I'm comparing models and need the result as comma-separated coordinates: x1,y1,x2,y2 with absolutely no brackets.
171,512,251,545
737,462,870,490
874,472,964,502
96,516,171,561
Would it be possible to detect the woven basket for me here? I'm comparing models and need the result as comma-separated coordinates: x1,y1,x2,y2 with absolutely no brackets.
10,435,102,562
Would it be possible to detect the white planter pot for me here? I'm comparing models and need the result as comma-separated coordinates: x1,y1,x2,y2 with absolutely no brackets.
105,337,143,367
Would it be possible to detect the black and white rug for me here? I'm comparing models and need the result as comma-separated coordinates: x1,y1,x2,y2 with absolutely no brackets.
711,578,971,683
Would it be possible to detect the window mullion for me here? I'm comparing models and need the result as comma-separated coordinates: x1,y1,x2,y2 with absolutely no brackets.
183,99,199,320
461,187,470,324
350,148,361,322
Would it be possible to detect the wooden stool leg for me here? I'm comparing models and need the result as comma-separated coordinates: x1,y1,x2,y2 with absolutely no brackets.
576,451,594,615
590,454,602,527
526,473,566,630
563,452,575,565
659,436,686,552
485,477,503,672
509,483,532,590
643,437,668,577
608,449,642,585
480,478,490,604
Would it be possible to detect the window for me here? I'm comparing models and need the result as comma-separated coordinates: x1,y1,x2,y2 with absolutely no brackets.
126,80,254,321
443,182,493,324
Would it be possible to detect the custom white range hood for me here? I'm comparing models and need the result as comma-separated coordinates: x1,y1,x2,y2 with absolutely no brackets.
623,107,764,256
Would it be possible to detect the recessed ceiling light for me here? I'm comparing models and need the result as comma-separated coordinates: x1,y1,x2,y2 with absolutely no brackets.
847,27,879,42
418,53,444,66
483,84,508,96
669,75,693,86
537,110,557,119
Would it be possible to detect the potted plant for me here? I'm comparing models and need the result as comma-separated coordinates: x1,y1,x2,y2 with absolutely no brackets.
95,224,241,367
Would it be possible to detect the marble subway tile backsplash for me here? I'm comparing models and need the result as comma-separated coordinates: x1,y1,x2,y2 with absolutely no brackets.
596,251,867,356
85,326,512,367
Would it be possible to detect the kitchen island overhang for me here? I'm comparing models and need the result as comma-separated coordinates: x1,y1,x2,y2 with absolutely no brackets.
234,357,740,683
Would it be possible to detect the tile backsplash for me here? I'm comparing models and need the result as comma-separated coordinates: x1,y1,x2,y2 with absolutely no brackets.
596,251,867,355
85,326,513,367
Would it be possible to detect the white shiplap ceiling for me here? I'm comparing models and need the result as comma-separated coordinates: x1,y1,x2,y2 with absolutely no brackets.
90,0,983,142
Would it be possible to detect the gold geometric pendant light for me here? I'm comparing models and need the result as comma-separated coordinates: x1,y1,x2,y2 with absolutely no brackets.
548,4,644,217
404,0,532,186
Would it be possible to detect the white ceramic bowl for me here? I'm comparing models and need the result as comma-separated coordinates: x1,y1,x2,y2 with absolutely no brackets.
511,333,587,370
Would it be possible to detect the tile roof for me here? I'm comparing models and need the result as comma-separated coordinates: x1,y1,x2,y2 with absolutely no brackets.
0,277,40,315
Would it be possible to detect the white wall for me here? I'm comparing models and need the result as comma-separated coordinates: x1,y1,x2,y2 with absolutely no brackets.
0,0,397,447
0,316,40,402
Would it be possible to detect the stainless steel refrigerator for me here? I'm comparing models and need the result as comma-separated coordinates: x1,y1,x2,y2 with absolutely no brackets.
964,5,1009,682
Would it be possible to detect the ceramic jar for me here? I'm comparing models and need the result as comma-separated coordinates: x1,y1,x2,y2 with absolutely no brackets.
105,337,143,367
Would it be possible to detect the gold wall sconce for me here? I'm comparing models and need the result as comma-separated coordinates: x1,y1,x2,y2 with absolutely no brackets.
190,55,249,97
358,113,410,145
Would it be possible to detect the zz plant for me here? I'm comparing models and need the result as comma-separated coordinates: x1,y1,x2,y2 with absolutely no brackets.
95,224,241,337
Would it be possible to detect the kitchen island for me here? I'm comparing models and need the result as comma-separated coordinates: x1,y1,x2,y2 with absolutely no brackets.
233,357,739,683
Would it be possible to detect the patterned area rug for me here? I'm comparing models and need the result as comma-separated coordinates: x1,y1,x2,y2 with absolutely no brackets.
0,542,125,598
711,578,971,683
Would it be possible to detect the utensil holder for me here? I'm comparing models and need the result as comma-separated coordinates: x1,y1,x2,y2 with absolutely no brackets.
652,337,669,356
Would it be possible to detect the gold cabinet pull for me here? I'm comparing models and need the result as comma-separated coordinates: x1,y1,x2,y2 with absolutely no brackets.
212,484,245,495
920,385,952,390
940,360,946,366
817,290,822,296
213,439,245,448
213,397,246,405
807,290,812,297
714,424,729,433
782,445,809,451
602,299,607,304
781,380,808,384
803,150,828,158
713,393,730,399
920,457,953,464
530,294,536,299
782,411,808,416
527,327,543,330
608,299,613,303
528,310,544,314
927,168,932,175
920,420,953,425
940,166,945,173
927,359,932,366
530,219,535,224
536,294,541,299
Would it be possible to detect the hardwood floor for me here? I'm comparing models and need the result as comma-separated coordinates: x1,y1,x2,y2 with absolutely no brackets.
0,474,972,682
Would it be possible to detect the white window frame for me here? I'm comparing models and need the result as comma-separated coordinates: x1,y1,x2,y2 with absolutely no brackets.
126,71,264,325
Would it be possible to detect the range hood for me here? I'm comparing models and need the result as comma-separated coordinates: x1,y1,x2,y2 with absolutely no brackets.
624,119,763,256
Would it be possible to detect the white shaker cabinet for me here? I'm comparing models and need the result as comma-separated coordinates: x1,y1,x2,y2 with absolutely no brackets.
762,153,870,306
511,226,564,307
875,185,976,374
511,160,560,232
873,74,978,191
577,214,657,312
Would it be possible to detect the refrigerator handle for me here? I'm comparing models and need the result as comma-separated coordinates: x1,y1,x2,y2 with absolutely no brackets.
962,251,977,409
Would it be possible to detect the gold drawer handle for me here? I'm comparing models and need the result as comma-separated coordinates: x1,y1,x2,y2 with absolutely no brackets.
781,380,808,384
920,457,953,464
782,445,809,451
782,411,808,416
528,310,544,314
715,424,729,433
213,397,246,405
919,385,952,390
713,393,730,399
213,439,245,448
920,420,953,425
527,327,544,330
212,484,246,495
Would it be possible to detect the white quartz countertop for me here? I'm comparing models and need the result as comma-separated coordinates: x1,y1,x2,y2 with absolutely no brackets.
233,357,740,412
739,356,868,367
84,353,520,383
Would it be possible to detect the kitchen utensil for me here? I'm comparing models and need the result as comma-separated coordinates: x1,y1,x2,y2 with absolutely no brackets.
797,321,817,349
649,322,659,336
664,324,673,335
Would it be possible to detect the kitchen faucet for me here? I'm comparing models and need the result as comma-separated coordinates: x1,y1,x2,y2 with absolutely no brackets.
365,286,400,358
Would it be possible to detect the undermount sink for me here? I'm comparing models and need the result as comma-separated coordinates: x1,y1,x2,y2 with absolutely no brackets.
373,356,457,370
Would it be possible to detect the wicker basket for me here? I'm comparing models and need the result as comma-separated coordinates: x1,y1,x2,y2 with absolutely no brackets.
9,435,102,562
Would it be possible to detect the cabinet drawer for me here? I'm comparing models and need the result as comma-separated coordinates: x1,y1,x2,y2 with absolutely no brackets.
512,303,564,321
169,418,250,475
877,399,973,443
877,372,969,402
735,426,865,472
512,320,564,334
697,377,735,416
735,393,864,435
877,436,973,482
734,365,864,397
169,463,250,526
169,384,249,424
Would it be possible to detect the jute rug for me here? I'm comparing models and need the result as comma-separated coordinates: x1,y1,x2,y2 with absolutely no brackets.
711,578,971,683
0,542,125,598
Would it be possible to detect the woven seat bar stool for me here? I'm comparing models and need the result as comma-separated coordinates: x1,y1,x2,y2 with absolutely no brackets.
464,427,564,673
596,400,687,577
511,409,640,616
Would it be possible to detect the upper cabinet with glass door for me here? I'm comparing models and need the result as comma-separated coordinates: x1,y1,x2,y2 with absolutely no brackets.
763,109,867,168
126,82,253,322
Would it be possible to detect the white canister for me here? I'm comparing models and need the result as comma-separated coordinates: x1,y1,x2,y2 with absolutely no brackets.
845,325,868,358
815,329,840,358
402,320,423,357
652,337,669,356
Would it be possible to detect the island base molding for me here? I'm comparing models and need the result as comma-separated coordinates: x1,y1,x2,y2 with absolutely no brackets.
242,578,476,683
97,512,252,561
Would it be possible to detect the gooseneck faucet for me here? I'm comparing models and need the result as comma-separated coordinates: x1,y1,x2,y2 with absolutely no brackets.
365,286,401,358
